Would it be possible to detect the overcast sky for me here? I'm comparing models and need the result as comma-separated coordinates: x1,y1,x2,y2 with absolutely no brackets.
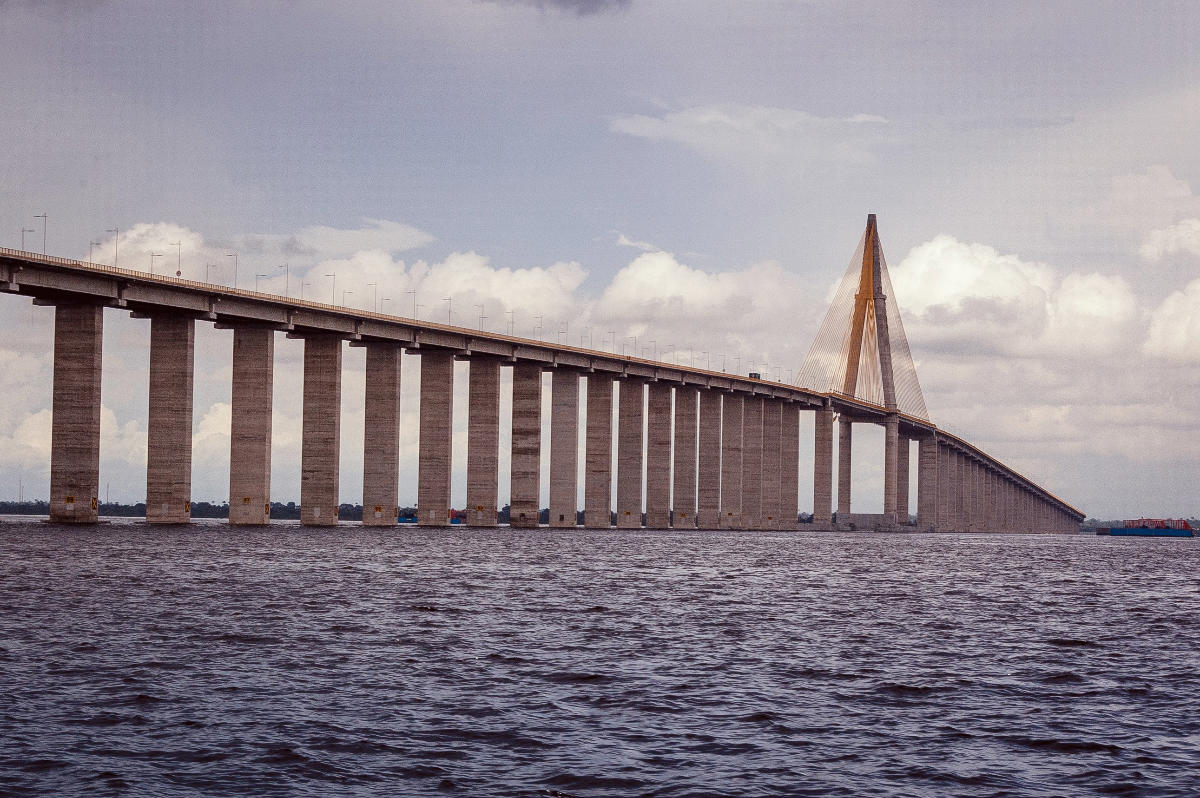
2,1,1199,519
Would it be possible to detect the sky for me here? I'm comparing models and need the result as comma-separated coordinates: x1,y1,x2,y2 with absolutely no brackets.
2,0,1199,519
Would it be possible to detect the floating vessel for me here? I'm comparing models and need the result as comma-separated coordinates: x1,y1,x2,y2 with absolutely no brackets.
1096,518,1194,537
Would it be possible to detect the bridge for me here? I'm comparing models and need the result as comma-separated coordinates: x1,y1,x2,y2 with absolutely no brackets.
0,215,1083,532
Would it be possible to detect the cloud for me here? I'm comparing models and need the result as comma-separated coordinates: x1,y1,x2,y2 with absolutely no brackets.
1140,218,1200,261
615,231,659,252
477,0,631,15
610,104,888,175
1144,279,1200,361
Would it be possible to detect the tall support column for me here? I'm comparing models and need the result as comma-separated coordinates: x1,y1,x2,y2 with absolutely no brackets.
944,448,959,532
509,362,542,527
672,386,698,528
719,393,744,529
644,382,672,528
229,326,273,525
583,374,613,528
362,343,402,526
917,436,939,532
896,435,910,523
760,399,782,529
779,402,800,529
983,469,996,533
813,406,834,527
616,379,645,528
301,335,343,526
417,350,453,526
956,453,968,531
837,416,853,518
548,369,579,528
466,357,500,527
740,396,764,528
49,303,104,524
146,315,195,524
883,414,900,524
696,389,722,528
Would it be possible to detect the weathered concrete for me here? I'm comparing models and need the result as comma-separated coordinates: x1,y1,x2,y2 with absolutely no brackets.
509,362,542,527
779,402,800,529
719,393,743,529
939,446,956,532
956,452,967,531
837,416,853,517
466,357,500,526
362,343,402,526
548,369,579,528
813,407,834,527
146,315,194,524
644,382,672,528
301,335,342,526
883,415,900,524
696,389,722,528
49,303,103,523
740,396,764,528
228,326,274,525
917,436,938,531
417,350,453,526
760,399,782,529
616,379,644,528
896,435,910,523
583,374,613,528
672,386,698,528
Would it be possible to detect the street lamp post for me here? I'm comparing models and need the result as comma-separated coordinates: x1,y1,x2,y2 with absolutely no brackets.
107,228,119,268
227,253,238,289
149,252,163,274
342,289,353,307
406,290,417,318
256,273,267,292
381,297,392,314
443,297,452,324
206,263,217,283
301,281,312,300
171,240,182,276
33,214,46,254
279,263,289,297
475,303,485,330
89,240,101,262
325,273,336,304
20,228,34,250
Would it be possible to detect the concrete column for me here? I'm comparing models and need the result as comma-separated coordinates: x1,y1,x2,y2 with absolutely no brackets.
983,468,995,533
883,415,899,523
896,435,910,524
228,326,273,525
362,343,402,526
509,362,542,527
548,369,579,528
301,335,342,526
719,393,743,529
583,374,613,528
146,315,194,524
466,357,500,527
778,402,800,529
49,303,103,523
616,379,644,528
672,386,698,528
917,436,938,531
740,396,764,528
644,382,672,528
760,399,782,529
696,389,722,528
813,407,834,527
956,453,967,531
837,416,852,517
943,448,958,532
417,350,453,526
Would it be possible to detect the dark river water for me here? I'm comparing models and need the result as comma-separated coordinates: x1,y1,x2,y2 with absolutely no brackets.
1,518,1197,797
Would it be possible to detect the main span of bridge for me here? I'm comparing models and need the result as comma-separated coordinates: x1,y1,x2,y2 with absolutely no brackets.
0,216,1084,532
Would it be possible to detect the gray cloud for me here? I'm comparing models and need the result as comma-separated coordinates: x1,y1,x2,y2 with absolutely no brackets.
478,0,631,15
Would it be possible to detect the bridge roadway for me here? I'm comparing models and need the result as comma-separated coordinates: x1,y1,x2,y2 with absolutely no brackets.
0,247,1084,531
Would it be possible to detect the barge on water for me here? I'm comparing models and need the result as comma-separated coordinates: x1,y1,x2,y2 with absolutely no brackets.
1096,518,1194,538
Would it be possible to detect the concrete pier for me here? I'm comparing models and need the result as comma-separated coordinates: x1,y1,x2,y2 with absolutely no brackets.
417,350,453,526
813,406,834,527
696,389,722,528
883,415,900,524
509,362,542,527
49,303,103,523
740,396,763,528
616,379,644,528
672,386,698,528
548,369,579,527
760,399,782,528
145,315,194,524
466,357,500,526
362,343,402,526
300,335,342,526
719,393,743,528
228,326,274,525
583,375,613,528
896,434,910,523
837,416,853,517
779,402,799,529
644,382,672,528
917,436,938,531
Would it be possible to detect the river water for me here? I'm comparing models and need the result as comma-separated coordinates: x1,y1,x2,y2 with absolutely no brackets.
1,517,1196,797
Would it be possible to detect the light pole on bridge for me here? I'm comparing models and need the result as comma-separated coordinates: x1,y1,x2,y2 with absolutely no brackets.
20,228,34,251
89,240,101,262
33,214,46,255
170,240,182,276
227,253,239,289
325,273,336,304
149,252,163,274
342,289,353,307
106,228,119,268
